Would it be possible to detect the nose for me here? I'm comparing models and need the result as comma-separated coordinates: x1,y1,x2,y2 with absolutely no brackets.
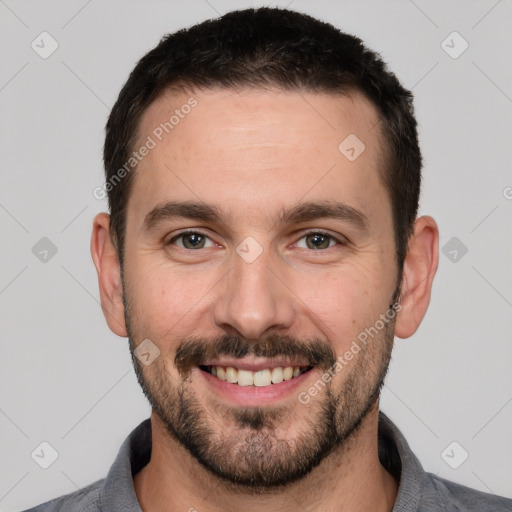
213,248,295,340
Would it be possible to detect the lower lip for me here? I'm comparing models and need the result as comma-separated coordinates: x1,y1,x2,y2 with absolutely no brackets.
196,367,315,406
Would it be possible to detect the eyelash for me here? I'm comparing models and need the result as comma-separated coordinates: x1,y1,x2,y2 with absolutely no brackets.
166,229,347,250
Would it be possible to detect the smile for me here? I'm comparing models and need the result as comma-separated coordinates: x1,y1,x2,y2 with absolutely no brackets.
200,365,312,387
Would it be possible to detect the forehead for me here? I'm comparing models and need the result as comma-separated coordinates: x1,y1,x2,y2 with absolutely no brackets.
129,87,388,228
137,86,382,155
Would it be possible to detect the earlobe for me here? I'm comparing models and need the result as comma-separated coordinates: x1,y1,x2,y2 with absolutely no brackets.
394,216,439,339
90,213,128,337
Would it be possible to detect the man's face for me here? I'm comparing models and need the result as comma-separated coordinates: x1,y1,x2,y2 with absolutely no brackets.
122,88,399,487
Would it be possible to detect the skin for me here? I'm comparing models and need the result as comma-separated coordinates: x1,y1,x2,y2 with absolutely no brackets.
91,88,439,512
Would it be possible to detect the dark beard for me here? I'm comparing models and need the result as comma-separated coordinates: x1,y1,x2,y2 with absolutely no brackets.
147,372,384,491
127,334,391,490
123,278,396,490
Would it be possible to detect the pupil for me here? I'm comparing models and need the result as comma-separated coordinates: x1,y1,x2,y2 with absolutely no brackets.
308,234,328,249
185,233,204,248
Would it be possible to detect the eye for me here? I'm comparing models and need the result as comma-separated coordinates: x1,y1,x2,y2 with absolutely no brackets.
295,232,343,250
168,231,215,250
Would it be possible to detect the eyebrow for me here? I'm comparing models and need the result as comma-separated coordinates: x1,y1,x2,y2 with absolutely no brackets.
143,201,227,232
142,200,369,233
273,200,369,232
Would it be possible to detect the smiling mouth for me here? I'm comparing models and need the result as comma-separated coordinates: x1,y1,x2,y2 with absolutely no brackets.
199,365,313,387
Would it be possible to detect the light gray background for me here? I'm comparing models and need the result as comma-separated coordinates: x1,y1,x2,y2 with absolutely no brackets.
1,0,511,510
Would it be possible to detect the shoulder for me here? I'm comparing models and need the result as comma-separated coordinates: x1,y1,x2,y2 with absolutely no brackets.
426,473,512,511
21,479,104,512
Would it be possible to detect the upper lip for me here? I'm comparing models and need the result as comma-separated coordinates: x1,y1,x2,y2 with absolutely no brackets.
201,356,311,372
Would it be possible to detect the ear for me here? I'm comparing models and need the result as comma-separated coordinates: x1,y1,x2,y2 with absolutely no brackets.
394,215,439,339
90,212,128,337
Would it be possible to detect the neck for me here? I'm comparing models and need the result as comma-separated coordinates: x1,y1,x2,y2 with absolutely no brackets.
134,405,398,512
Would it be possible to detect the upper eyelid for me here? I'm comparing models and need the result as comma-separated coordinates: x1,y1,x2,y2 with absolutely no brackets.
167,229,216,245
293,230,348,248
168,228,210,240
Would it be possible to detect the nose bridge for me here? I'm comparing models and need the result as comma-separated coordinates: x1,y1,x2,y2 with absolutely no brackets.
213,246,294,339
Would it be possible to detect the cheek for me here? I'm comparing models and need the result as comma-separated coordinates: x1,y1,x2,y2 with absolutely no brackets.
293,260,394,350
125,258,219,340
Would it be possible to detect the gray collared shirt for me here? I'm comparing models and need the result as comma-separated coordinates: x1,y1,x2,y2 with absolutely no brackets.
24,412,512,511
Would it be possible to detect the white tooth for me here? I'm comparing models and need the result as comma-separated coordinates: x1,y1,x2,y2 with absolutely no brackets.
293,367,300,377
216,367,226,381
237,369,254,386
283,367,293,380
211,366,217,377
225,366,238,383
271,367,283,384
254,369,272,387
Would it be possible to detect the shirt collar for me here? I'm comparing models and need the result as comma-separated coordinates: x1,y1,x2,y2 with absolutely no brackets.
99,418,151,511
98,411,437,511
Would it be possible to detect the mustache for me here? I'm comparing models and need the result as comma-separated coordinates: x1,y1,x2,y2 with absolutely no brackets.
174,333,337,375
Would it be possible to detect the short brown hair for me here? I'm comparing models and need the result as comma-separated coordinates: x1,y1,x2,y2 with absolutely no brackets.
104,7,421,274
